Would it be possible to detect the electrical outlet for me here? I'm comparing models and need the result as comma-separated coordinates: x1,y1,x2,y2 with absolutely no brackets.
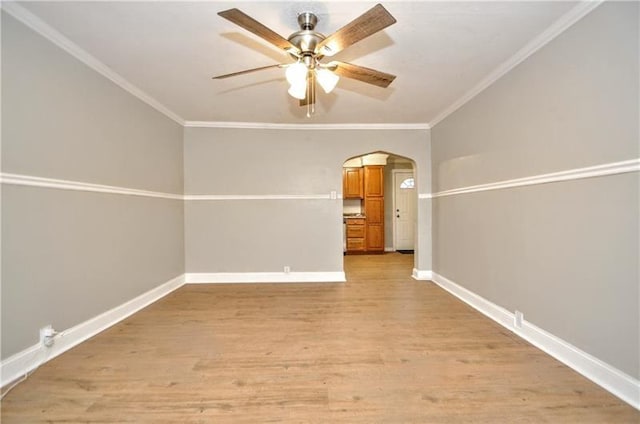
330,190,337,200
514,311,524,329
284,266,291,273
40,325,56,348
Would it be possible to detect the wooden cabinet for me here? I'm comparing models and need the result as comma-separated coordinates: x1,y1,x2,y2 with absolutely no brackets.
364,197,384,225
343,165,384,254
364,166,384,197
366,224,384,251
346,223,366,238
345,218,366,253
364,166,384,253
343,167,364,199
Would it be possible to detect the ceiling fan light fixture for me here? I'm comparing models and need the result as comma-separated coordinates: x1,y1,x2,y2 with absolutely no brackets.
285,61,307,86
288,82,307,100
213,4,397,114
316,68,339,93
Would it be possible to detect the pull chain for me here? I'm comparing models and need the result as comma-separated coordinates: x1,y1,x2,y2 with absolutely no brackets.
306,78,311,118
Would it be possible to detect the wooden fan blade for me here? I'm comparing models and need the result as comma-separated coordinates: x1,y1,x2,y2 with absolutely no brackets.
212,64,284,79
299,72,316,107
330,61,396,88
218,9,297,52
316,4,396,57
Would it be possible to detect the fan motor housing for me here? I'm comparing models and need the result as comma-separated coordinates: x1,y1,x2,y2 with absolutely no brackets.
288,30,325,55
288,12,325,56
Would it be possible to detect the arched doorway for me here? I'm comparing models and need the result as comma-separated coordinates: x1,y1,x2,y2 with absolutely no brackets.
341,151,418,268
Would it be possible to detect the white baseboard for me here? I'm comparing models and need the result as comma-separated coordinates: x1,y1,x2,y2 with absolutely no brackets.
384,247,395,252
1,269,346,387
185,271,346,284
430,272,640,410
1,274,186,388
411,268,433,280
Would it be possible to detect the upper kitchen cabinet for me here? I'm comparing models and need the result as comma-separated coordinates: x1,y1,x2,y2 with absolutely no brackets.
343,167,364,199
364,166,384,197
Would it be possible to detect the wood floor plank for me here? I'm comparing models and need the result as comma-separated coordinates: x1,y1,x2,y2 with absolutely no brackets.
2,253,638,422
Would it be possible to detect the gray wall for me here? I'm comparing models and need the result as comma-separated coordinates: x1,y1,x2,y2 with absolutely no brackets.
1,13,185,359
184,127,431,273
431,2,639,379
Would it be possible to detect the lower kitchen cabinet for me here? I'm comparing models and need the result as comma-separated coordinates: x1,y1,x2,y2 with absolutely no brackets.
366,225,384,251
345,218,366,254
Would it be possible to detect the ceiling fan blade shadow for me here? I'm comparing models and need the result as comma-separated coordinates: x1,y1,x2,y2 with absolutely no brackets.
330,61,395,88
327,32,395,63
212,64,285,80
220,32,291,63
317,4,396,57
335,77,395,102
218,8,297,52
215,77,285,95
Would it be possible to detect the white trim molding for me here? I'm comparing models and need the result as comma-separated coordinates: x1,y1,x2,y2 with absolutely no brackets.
431,158,640,198
430,272,640,410
1,268,350,387
0,173,183,200
186,272,346,284
184,121,430,130
1,1,184,125
1,173,344,201
1,274,186,388
412,269,433,281
5,157,636,203
429,0,604,127
184,193,339,201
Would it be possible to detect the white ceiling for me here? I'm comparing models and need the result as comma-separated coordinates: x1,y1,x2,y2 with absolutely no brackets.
10,1,584,126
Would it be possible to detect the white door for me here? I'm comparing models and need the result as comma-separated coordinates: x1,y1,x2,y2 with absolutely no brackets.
393,171,416,250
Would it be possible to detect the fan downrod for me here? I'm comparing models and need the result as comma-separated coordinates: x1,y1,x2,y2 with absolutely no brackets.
297,12,317,30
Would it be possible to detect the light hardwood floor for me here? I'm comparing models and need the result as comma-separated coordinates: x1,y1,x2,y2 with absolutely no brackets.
2,253,638,422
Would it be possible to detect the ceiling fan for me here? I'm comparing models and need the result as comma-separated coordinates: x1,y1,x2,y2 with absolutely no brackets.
212,4,397,116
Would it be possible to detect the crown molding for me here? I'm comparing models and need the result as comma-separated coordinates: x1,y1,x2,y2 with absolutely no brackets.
2,2,424,131
184,121,431,130
0,1,426,131
3,0,603,132
1,1,185,126
428,0,604,128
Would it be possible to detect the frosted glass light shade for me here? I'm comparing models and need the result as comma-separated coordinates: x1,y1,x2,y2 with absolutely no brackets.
316,68,339,93
286,62,308,86
288,82,307,100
